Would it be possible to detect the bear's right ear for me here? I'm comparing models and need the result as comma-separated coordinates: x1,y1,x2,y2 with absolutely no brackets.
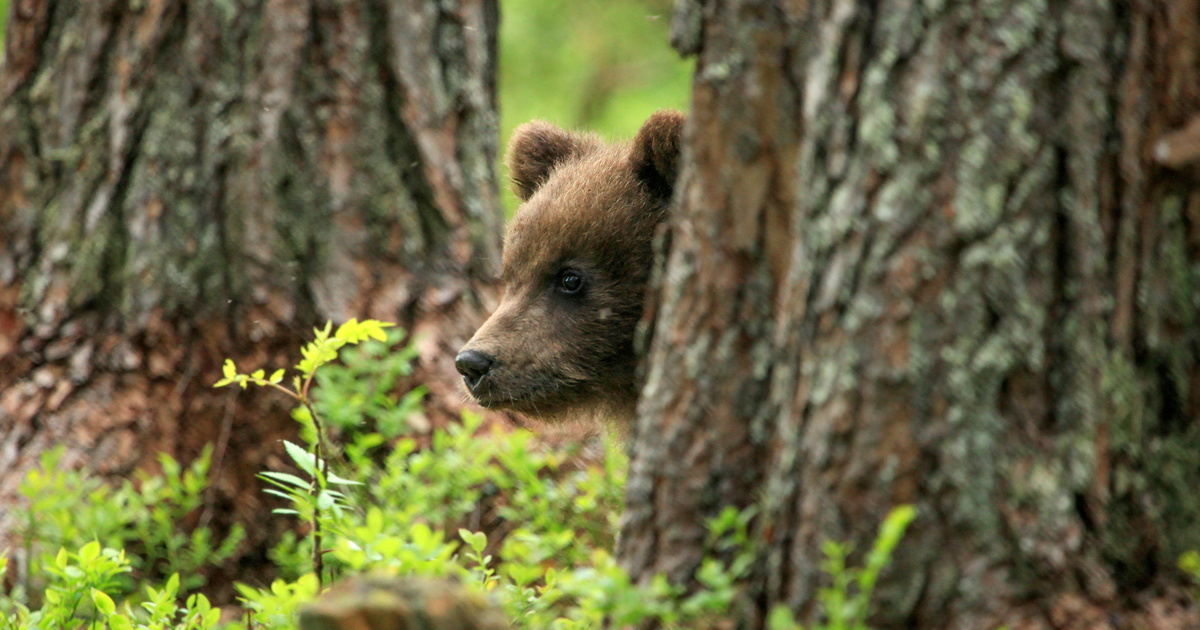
506,121,590,201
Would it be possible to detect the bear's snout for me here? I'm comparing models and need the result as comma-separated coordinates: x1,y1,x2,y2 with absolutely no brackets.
455,348,495,391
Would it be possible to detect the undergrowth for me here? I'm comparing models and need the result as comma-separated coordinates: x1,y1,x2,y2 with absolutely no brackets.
1,320,919,629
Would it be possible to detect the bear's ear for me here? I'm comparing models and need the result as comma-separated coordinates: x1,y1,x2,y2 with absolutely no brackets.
507,121,592,201
630,110,685,198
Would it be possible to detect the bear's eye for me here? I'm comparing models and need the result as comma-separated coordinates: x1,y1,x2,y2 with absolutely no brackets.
557,270,584,295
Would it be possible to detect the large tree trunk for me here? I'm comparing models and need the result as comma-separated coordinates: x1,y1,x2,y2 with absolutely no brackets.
0,0,500,586
621,1,1200,628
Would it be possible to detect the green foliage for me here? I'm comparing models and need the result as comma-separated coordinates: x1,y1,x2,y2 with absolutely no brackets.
766,506,918,630
220,320,913,630
500,0,689,137
216,318,394,592
231,575,320,630
215,319,392,396
214,318,395,454
2,319,914,629
1181,550,1200,598
6,444,243,612
0,542,220,630
309,327,424,439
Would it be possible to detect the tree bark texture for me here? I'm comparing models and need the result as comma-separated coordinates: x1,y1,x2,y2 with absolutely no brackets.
621,1,1200,628
0,0,501,582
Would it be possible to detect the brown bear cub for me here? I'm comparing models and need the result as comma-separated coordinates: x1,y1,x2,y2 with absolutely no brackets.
455,110,685,424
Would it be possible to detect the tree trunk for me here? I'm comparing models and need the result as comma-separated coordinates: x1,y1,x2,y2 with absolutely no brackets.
621,1,1200,628
0,0,500,587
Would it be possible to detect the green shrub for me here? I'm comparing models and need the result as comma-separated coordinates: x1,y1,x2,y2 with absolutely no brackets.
6,444,243,608
0,536,222,629
1,320,914,629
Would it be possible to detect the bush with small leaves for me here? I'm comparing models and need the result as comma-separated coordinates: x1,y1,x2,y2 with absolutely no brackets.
5,444,243,611
2,319,915,630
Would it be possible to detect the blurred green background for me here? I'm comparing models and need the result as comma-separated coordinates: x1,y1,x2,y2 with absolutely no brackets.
501,0,690,134
0,1,7,57
499,0,693,212
0,0,692,212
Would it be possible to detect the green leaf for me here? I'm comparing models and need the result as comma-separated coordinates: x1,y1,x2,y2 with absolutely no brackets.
1180,550,1200,581
262,488,300,502
92,588,117,615
334,318,359,342
333,319,395,345
326,472,362,486
459,529,487,554
367,323,390,341
282,440,317,476
877,504,917,547
80,540,101,562
252,368,266,380
223,359,237,380
165,572,181,597
260,471,312,489
297,342,323,377
55,547,69,569
766,606,800,630
270,369,285,384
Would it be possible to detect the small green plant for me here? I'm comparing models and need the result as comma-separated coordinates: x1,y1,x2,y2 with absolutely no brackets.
41,542,132,628
0,542,219,630
8,444,243,610
765,505,918,630
214,318,391,588
309,327,425,440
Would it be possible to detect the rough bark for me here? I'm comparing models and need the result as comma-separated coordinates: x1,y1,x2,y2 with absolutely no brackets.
0,0,500,590
621,1,1200,628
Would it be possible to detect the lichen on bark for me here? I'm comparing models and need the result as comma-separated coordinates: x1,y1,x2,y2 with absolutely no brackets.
623,0,1200,628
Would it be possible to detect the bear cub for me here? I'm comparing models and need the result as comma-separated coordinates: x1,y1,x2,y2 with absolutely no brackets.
455,110,685,423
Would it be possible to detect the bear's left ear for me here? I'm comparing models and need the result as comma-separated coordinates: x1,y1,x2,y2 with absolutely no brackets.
630,109,685,198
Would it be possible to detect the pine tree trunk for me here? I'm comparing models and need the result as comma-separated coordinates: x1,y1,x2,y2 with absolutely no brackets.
0,0,501,581
621,1,1200,627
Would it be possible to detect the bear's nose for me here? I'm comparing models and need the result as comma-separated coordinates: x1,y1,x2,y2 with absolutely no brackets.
455,349,494,389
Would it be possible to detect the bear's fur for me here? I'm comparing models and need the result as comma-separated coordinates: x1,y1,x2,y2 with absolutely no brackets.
455,110,685,423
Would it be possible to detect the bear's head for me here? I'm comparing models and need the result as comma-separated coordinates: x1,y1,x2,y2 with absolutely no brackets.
455,110,685,423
